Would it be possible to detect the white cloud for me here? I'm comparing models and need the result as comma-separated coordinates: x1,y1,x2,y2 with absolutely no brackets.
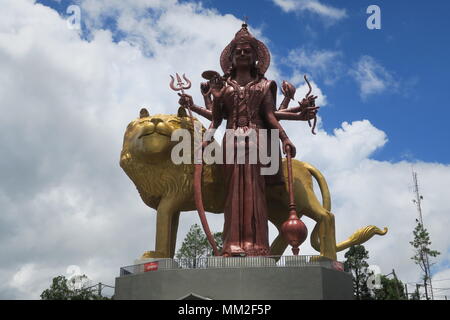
350,55,398,100
286,47,344,88
9,264,36,290
290,119,388,171
432,268,450,300
286,49,404,101
7,263,61,299
287,48,343,83
272,0,347,22
0,0,448,300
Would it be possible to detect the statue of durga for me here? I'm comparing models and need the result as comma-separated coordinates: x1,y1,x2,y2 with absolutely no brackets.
178,23,318,257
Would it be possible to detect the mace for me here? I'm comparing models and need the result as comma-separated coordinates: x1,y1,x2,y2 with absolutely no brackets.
280,145,308,255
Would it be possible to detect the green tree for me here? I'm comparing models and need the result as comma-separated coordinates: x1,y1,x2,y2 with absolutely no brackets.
40,275,109,300
373,275,407,300
409,221,440,300
344,245,373,300
176,224,223,267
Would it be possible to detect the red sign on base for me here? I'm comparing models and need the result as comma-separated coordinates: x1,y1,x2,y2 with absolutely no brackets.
144,262,159,272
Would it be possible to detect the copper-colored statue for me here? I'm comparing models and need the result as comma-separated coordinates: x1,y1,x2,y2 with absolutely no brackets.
177,23,318,257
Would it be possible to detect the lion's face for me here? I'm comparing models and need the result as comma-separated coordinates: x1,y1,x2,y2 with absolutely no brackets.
121,107,195,165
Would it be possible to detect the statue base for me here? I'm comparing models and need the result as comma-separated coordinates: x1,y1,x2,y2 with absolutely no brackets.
114,256,353,300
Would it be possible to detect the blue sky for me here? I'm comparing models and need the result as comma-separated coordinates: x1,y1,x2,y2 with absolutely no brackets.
1,0,449,299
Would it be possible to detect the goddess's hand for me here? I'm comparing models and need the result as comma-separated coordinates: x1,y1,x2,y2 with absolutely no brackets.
298,105,319,121
178,93,194,108
282,139,296,158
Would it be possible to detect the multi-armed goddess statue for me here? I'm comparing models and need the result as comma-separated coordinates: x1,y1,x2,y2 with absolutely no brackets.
120,22,387,261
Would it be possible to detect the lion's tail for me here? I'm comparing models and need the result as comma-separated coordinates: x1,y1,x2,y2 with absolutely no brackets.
302,162,331,253
302,162,331,211
304,162,388,253
336,226,388,252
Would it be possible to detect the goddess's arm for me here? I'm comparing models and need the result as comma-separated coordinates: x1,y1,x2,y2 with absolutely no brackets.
262,89,291,141
209,98,223,129
274,110,303,120
189,104,212,121
274,109,317,121
278,80,296,110
275,76,319,123
200,82,214,111
277,105,302,113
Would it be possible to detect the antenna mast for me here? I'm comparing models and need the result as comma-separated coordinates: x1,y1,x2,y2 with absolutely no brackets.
412,170,434,300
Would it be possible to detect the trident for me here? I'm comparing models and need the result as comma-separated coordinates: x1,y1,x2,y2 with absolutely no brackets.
169,73,196,124
169,73,220,257
169,73,192,95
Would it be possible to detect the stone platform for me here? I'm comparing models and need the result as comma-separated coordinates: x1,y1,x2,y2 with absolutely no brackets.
114,256,353,300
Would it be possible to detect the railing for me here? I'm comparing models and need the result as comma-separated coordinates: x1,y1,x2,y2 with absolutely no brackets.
119,255,346,276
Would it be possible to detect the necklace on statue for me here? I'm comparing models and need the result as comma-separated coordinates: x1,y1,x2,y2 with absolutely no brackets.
228,78,255,106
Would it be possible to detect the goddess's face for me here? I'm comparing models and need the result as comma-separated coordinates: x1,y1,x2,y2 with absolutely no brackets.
232,43,256,68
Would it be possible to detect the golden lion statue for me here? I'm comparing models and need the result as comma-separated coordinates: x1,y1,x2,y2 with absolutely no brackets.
120,107,387,260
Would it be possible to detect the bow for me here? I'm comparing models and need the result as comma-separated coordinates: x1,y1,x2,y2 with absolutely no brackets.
169,73,220,256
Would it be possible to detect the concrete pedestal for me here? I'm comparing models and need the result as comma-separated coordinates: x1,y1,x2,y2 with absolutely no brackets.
114,257,353,300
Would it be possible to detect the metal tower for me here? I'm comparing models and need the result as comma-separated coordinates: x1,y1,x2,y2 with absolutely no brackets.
412,170,434,300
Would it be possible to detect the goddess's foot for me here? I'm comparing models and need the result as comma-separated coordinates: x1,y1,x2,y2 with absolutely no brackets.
223,245,246,257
